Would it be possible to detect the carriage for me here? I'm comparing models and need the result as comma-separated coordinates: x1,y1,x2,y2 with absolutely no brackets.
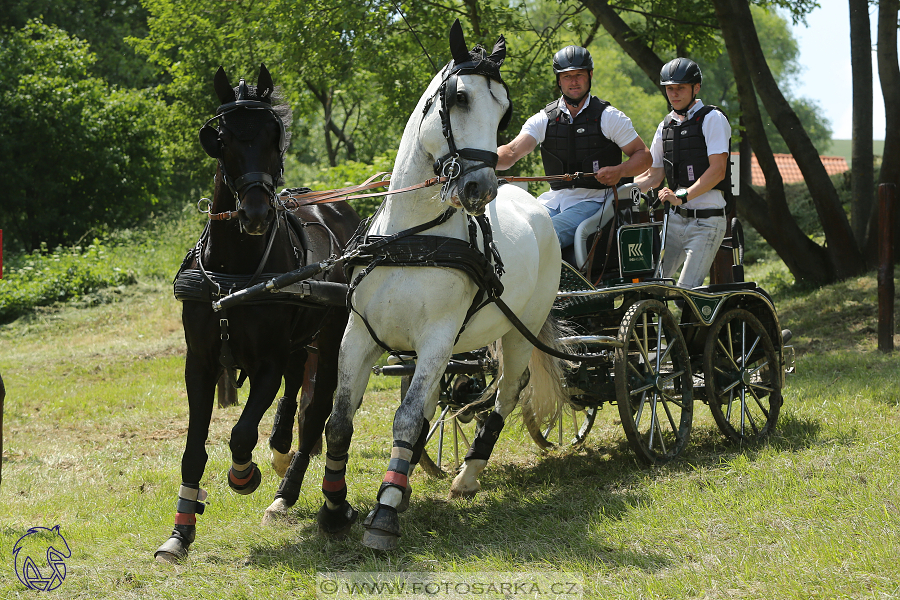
372,181,795,469
200,20,794,552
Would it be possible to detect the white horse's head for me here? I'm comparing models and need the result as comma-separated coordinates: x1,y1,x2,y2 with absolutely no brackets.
416,19,512,216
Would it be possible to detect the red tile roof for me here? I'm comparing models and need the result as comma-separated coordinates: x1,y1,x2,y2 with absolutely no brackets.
731,153,849,186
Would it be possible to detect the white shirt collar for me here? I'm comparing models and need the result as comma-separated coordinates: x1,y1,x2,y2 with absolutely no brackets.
558,95,593,120
671,98,705,122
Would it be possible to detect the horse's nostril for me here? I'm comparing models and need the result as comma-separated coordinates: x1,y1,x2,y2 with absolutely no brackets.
464,181,479,199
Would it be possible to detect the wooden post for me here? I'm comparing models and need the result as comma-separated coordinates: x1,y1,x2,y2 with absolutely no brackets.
878,183,895,353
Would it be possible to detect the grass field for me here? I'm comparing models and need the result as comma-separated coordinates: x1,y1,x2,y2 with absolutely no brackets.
1,232,899,598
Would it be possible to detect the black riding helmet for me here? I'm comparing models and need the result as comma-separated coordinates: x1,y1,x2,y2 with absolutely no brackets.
660,57,702,115
553,45,593,74
660,57,702,85
553,45,593,106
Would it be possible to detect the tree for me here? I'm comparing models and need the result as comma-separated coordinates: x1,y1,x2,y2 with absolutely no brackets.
849,0,874,248
876,0,900,252
0,20,170,251
0,0,158,89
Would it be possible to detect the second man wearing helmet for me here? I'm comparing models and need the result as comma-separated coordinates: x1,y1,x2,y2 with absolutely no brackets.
634,57,732,289
497,45,651,249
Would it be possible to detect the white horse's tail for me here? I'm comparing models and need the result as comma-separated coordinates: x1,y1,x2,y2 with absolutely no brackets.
519,315,573,431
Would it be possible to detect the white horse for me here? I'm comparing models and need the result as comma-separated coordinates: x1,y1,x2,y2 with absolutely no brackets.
266,20,567,550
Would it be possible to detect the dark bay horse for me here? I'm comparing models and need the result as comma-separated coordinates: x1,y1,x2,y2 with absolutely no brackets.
155,64,360,562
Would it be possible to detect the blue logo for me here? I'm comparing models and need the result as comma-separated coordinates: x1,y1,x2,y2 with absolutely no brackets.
12,525,70,591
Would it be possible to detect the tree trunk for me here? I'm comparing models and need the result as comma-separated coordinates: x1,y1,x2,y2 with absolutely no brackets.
711,0,832,284
876,0,900,253
725,0,864,279
850,0,875,249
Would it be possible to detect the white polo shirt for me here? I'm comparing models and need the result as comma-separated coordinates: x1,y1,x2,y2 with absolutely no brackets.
648,99,731,210
519,96,640,212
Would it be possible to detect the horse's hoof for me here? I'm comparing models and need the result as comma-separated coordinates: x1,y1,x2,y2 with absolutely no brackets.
361,503,400,551
271,449,295,478
448,481,480,499
228,463,261,495
317,501,358,538
396,484,412,513
261,497,292,526
153,525,194,565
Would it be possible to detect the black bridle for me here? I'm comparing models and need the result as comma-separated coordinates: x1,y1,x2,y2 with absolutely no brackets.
423,54,513,201
199,88,287,216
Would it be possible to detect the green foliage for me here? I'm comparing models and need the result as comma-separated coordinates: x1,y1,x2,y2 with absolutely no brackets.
0,241,137,322
0,204,205,322
283,152,397,218
0,0,158,89
0,19,172,252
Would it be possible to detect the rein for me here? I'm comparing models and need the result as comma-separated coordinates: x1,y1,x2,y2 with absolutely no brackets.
199,171,606,220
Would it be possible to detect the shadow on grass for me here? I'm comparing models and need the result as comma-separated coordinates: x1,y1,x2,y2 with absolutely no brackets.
243,412,835,573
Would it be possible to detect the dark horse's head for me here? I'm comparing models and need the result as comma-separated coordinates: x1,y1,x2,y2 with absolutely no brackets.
199,64,292,235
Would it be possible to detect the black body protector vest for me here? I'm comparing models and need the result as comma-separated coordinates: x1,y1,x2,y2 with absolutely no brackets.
541,97,623,191
662,104,733,211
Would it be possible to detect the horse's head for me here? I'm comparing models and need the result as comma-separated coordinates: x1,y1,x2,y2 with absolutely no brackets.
419,20,512,216
199,64,291,235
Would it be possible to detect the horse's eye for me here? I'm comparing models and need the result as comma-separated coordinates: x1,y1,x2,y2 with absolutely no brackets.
456,91,467,106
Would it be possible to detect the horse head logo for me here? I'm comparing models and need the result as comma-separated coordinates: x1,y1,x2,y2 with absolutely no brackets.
12,525,71,591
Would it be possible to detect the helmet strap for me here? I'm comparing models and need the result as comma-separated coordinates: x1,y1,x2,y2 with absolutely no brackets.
673,95,697,117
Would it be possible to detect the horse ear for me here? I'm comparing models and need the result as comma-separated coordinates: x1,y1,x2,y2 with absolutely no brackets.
448,19,470,65
488,35,506,66
257,63,274,100
213,67,235,104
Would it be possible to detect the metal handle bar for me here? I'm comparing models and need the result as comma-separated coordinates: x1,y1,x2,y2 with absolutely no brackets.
212,261,328,312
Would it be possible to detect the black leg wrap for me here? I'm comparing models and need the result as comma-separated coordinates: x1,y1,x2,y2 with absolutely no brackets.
228,462,261,495
269,396,297,455
317,501,358,537
274,452,311,506
464,411,505,462
410,419,429,466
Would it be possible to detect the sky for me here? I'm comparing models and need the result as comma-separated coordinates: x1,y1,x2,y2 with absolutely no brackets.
790,1,891,141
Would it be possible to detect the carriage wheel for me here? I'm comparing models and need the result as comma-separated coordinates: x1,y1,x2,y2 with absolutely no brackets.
703,308,782,444
614,299,693,465
522,398,597,450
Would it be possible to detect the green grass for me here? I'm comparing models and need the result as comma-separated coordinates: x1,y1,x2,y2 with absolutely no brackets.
1,213,900,598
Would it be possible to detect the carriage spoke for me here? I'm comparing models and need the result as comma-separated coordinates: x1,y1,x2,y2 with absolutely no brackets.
716,337,741,371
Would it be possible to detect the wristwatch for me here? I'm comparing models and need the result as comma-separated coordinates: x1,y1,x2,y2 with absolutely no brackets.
675,188,689,202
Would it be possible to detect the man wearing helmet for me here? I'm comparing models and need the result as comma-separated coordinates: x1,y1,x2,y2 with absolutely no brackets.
635,57,732,289
497,45,651,249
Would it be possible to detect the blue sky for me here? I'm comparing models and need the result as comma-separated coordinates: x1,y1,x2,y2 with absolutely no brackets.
791,1,890,140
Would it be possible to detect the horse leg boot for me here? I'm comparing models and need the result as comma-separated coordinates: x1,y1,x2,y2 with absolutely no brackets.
362,440,415,550
155,483,208,563
317,451,358,536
